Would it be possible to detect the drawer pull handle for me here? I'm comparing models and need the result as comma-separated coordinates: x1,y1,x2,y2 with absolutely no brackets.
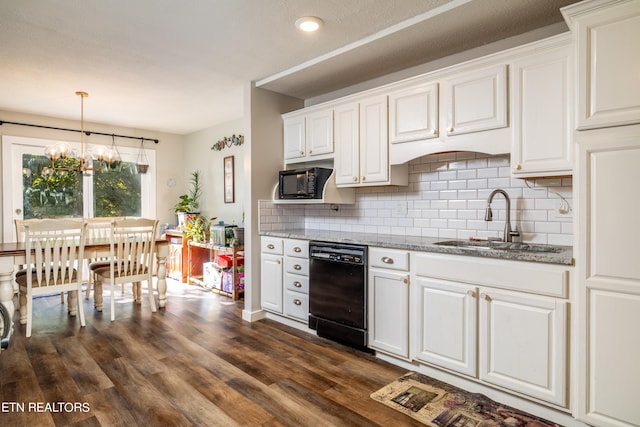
294,247,302,252
294,264,302,270
267,244,275,249
293,299,302,306
293,281,302,288
381,257,394,264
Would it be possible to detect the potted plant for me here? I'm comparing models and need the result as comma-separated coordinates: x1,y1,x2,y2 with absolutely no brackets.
184,215,211,243
173,170,202,230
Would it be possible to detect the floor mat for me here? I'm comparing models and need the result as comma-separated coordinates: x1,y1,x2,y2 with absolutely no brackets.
371,372,560,426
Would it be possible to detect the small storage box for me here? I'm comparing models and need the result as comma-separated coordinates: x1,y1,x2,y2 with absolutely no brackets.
215,254,244,268
202,262,222,289
209,224,237,246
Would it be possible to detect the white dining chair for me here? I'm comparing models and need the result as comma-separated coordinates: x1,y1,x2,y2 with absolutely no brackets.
93,218,159,321
16,218,87,337
15,218,65,304
85,217,125,301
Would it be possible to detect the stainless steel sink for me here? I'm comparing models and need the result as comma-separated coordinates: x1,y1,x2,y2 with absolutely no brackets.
434,240,563,253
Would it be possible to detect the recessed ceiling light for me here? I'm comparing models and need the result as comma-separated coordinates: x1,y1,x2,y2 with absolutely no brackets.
295,16,323,32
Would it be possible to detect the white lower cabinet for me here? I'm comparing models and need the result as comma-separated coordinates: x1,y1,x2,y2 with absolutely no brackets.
368,247,410,359
478,288,568,406
261,237,309,323
411,252,570,408
260,237,284,313
413,277,477,377
282,239,309,323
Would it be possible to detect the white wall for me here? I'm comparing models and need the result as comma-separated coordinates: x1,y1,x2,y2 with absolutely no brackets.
0,108,185,231
183,118,245,226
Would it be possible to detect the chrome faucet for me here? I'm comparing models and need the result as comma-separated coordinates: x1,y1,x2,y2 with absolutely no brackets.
484,189,520,242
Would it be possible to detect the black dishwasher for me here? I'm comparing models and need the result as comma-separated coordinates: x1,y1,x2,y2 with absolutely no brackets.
308,241,368,351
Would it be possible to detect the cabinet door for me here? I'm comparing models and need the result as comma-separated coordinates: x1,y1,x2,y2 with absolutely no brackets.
578,135,640,426
334,103,360,186
413,277,477,377
478,288,567,407
512,43,573,177
369,268,410,358
389,83,439,143
359,95,389,184
444,64,508,136
568,1,640,129
283,114,306,160
260,253,283,313
306,109,334,157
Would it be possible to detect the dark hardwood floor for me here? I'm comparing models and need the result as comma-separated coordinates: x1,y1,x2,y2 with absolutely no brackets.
1,280,422,427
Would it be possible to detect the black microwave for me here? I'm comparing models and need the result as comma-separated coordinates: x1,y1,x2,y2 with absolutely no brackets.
278,167,332,199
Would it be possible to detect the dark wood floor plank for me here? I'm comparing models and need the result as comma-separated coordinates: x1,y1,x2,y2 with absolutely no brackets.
1,280,417,426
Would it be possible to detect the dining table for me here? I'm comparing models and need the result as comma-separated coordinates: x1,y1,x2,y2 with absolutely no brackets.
0,238,169,327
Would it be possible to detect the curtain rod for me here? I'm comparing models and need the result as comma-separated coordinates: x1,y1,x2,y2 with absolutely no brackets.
0,119,159,144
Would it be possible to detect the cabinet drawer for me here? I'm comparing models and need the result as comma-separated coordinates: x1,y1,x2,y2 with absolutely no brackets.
261,237,283,255
285,273,309,294
284,290,309,322
414,253,569,298
284,239,309,258
369,247,409,271
284,257,309,276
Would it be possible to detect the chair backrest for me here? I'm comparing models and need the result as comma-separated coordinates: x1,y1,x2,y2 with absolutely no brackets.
109,218,158,280
23,218,87,289
85,217,125,241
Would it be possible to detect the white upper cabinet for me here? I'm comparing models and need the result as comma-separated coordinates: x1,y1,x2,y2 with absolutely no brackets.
333,103,360,186
306,109,334,157
334,96,408,187
283,113,305,161
389,82,439,144
283,108,334,163
359,95,390,185
443,64,508,136
511,35,573,177
562,0,640,129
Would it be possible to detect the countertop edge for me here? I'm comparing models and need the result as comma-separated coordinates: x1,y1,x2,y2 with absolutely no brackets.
260,230,574,266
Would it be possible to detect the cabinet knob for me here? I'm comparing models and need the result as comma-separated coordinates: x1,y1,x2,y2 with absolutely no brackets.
481,293,491,301
403,276,409,284
431,129,437,135
293,299,302,306
516,164,522,171
467,290,477,298
300,150,304,155
294,264,302,270
276,259,281,264
293,281,302,288
353,176,359,182
267,244,275,249
309,150,313,154
294,247,301,253
448,127,454,133
362,176,366,182
381,257,394,264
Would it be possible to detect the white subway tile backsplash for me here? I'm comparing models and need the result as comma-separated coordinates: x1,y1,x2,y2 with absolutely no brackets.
259,153,573,245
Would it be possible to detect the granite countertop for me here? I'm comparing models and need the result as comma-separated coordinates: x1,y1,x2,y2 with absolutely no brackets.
260,229,574,266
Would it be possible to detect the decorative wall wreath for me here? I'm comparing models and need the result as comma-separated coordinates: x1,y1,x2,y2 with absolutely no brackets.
211,134,244,151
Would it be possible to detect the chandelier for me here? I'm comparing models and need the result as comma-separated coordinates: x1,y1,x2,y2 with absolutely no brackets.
44,91,120,173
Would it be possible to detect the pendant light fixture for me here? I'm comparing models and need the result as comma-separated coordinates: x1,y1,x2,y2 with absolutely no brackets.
44,91,117,174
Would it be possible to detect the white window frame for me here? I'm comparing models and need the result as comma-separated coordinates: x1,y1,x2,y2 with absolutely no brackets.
2,135,156,241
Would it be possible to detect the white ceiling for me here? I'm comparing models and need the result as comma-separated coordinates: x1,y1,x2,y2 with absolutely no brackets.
0,0,578,135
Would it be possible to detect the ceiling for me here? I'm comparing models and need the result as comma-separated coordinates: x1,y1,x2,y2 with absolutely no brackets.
0,0,578,135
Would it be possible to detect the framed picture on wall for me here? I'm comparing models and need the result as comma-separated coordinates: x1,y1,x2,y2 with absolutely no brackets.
224,155,234,203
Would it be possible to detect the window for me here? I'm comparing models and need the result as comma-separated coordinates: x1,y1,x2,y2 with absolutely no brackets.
2,135,156,241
